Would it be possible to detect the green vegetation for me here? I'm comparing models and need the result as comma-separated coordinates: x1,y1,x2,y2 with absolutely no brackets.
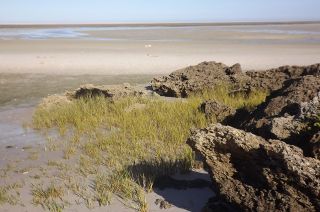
32,86,267,211
0,187,9,205
0,183,22,206
32,183,66,212
191,85,268,110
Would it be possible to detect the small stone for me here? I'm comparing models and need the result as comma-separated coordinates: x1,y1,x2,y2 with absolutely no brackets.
155,198,172,209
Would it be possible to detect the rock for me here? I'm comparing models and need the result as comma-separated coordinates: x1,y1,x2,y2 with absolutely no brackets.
150,61,320,97
241,76,320,157
225,63,242,75
72,83,150,100
187,124,320,212
310,131,320,159
155,199,172,209
257,76,320,117
200,100,236,123
246,63,320,92
150,61,250,97
269,116,306,140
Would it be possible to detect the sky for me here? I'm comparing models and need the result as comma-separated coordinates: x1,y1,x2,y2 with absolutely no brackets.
0,0,320,24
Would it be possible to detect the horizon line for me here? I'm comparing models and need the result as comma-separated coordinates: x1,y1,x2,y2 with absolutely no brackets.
1,20,320,28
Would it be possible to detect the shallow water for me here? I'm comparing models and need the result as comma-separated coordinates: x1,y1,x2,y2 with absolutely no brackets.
0,74,154,146
0,106,42,146
1,24,320,41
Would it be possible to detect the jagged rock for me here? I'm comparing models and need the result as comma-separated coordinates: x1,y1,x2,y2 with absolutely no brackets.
246,63,320,92
241,76,320,157
39,83,157,109
72,83,151,100
151,62,320,97
200,100,236,123
155,199,172,209
151,61,250,97
255,76,320,118
187,124,320,212
225,63,242,75
269,116,306,140
310,131,320,159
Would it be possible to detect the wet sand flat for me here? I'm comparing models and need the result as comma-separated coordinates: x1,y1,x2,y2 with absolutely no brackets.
0,23,320,75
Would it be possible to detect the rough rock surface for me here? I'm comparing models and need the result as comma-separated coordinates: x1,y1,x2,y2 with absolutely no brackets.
39,83,157,109
242,76,320,157
187,124,320,212
151,61,320,97
251,76,320,118
155,199,172,209
200,100,236,123
151,62,250,97
245,63,320,92
310,131,320,159
72,83,151,100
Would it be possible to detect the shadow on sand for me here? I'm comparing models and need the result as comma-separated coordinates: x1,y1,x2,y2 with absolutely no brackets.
127,160,215,211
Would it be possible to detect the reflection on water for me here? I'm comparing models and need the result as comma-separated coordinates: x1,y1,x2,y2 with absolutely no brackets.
0,74,154,146
0,25,320,41
0,28,87,40
0,106,43,146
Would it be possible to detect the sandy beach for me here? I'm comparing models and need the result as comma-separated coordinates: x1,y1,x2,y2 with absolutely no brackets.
1,23,320,74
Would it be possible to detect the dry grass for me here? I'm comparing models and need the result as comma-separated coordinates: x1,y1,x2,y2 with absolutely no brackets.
32,86,267,211
94,171,148,211
32,183,66,212
191,85,268,110
0,183,23,206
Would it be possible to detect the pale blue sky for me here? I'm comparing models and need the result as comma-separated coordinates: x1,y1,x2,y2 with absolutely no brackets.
1,0,319,24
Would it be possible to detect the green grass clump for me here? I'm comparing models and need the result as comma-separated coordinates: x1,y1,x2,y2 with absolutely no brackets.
192,85,267,110
32,86,267,210
0,187,8,205
32,184,66,212
0,183,22,206
95,171,147,211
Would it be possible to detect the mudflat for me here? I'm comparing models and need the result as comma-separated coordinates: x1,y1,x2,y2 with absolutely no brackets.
0,23,320,74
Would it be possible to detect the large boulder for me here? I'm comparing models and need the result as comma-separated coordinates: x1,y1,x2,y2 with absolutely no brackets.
151,62,250,97
187,124,320,212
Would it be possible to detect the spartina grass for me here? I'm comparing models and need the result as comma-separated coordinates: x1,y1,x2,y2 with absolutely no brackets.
32,183,66,212
32,86,267,210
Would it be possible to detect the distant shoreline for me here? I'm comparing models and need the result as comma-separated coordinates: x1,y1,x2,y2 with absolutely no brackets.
1,21,320,28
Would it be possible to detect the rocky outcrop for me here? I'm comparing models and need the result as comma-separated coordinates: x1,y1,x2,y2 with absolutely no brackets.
200,100,236,123
187,124,320,212
310,131,320,159
245,63,320,92
151,62,320,97
241,76,320,158
151,62,250,97
72,83,152,100
39,83,157,109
